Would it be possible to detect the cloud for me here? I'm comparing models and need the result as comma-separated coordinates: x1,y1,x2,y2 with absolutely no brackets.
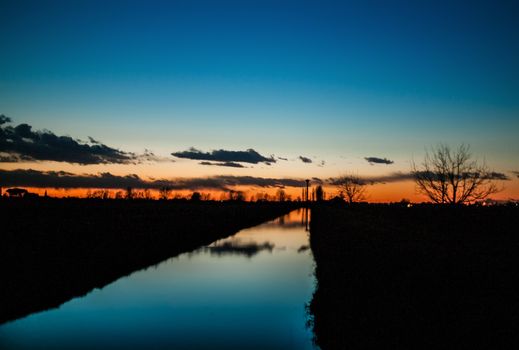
328,171,510,186
278,157,288,161
299,156,312,164
172,147,275,164
483,172,509,180
199,161,245,168
139,149,174,163
0,117,141,164
0,114,12,125
311,177,323,184
0,169,307,191
512,171,519,178
328,172,414,186
365,157,394,165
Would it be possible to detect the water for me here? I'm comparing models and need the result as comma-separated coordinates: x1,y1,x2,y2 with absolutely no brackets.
0,209,316,349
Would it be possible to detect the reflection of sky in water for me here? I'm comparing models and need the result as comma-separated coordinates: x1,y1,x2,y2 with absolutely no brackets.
0,209,316,350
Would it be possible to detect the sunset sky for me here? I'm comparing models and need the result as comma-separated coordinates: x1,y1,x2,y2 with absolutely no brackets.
1,0,518,201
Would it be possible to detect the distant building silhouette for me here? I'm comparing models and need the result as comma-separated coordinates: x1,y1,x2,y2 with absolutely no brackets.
6,188,28,198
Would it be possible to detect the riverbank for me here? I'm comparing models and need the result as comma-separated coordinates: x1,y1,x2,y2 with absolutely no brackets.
309,204,519,349
0,199,298,324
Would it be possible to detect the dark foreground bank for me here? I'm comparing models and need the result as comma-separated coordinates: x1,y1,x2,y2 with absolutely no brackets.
0,199,298,324
309,204,519,349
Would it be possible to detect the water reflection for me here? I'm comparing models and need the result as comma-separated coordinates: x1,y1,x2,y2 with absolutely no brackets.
0,209,316,350
203,240,275,258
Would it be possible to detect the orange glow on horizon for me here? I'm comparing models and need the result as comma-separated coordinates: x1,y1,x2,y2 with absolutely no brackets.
4,178,518,203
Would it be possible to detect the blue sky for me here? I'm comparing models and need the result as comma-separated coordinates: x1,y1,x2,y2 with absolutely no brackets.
1,0,518,199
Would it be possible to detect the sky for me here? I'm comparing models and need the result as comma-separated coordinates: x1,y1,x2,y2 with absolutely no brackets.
1,0,518,201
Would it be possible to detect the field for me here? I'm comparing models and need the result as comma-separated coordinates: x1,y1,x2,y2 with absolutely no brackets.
309,204,519,349
0,199,297,324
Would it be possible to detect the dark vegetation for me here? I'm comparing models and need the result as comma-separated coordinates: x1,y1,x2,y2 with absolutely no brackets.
309,203,519,349
0,199,298,324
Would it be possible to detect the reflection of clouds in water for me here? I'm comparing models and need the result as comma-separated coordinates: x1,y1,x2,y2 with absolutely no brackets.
204,239,275,258
297,245,310,253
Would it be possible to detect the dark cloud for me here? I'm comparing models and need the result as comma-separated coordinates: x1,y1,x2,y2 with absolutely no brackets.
0,114,12,125
328,171,510,186
365,172,414,183
172,147,275,164
365,157,394,165
0,169,307,191
278,157,288,161
511,171,519,178
410,171,509,182
299,156,312,163
0,117,139,164
139,149,173,163
199,161,245,168
482,172,509,180
328,172,414,186
311,177,323,184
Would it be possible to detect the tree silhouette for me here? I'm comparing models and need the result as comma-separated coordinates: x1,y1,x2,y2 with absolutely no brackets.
315,185,324,202
158,186,172,200
276,189,287,202
190,192,202,201
412,144,500,204
336,174,367,204
228,190,245,202
125,187,134,200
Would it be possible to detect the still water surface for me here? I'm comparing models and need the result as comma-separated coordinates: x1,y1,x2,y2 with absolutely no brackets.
0,209,316,349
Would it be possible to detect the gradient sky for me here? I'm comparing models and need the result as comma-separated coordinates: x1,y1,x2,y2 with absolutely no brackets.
1,0,518,201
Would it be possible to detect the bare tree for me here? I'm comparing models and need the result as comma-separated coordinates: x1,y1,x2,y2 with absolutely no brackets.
125,187,134,200
159,186,172,200
412,144,500,204
143,189,153,200
276,189,287,202
336,174,367,203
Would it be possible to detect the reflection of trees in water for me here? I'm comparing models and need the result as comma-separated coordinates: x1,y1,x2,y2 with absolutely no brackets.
268,209,309,228
204,240,275,258
261,221,306,230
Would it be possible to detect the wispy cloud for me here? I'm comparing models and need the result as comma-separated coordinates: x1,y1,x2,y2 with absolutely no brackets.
0,116,155,164
299,156,312,163
172,147,275,164
199,161,245,168
364,157,394,165
482,172,510,180
328,172,414,185
328,171,510,186
311,177,323,184
0,169,307,191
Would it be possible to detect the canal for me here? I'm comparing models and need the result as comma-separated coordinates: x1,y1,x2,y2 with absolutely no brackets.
0,209,316,349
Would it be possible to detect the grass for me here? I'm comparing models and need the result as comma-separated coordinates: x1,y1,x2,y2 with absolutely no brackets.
309,203,519,349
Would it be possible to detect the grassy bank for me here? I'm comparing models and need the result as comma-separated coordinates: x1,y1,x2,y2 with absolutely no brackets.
0,199,298,324
309,204,519,349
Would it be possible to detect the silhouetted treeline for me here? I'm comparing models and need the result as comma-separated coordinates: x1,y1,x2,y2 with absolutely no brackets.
0,199,299,324
309,203,519,349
